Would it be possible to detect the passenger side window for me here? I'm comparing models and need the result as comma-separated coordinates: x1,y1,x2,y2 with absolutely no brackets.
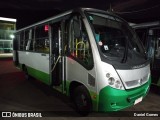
19,31,25,50
69,15,93,69
35,25,49,53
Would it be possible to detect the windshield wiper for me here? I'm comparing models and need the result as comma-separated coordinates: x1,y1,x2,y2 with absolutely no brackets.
121,36,129,63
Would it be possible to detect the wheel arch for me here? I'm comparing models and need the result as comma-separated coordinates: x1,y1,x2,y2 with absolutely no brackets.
69,81,93,115
69,81,92,103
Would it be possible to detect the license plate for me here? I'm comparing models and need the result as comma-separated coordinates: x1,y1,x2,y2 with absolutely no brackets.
134,97,143,105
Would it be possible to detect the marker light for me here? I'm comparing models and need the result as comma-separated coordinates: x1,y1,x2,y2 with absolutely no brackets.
44,25,49,32
106,73,110,78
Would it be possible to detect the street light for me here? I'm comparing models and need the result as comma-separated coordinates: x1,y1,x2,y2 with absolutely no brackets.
10,34,15,39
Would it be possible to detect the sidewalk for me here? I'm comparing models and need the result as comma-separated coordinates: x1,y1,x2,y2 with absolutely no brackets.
0,53,13,59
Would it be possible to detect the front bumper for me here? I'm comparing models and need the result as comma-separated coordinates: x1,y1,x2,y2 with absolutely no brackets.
98,76,151,112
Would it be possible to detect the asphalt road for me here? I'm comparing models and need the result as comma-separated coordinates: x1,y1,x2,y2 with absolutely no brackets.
0,57,160,120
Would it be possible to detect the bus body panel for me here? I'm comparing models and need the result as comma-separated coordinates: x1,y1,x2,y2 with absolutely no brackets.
96,61,119,92
66,56,97,92
66,56,99,111
94,60,150,111
98,77,151,111
117,65,150,89
18,51,50,85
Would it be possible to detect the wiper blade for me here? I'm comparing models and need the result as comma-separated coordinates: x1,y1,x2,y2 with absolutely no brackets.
121,37,129,63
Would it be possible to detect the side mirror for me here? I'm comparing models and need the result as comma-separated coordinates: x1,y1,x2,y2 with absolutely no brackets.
73,20,81,38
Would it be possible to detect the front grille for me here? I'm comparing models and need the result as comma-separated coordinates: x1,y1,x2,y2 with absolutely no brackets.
125,75,148,88
125,80,139,87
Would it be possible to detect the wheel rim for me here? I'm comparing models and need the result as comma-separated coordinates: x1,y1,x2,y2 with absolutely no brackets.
75,93,88,110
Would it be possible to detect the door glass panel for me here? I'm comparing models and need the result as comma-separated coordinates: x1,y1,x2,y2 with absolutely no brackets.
69,15,93,69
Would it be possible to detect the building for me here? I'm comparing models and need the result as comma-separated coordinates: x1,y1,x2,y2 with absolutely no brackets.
0,17,16,54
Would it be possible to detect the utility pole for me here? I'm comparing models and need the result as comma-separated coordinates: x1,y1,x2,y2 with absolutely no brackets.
108,3,114,12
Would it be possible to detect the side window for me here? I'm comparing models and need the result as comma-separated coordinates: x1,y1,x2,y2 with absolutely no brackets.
135,29,147,46
24,30,29,50
13,34,20,50
19,29,33,51
25,29,34,51
35,25,49,53
29,29,35,51
19,31,25,50
69,15,93,68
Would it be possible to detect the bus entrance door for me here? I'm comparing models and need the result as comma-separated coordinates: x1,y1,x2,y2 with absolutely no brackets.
50,23,62,86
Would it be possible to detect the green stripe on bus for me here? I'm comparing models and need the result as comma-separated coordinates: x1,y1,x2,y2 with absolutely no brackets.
98,77,151,111
27,66,50,85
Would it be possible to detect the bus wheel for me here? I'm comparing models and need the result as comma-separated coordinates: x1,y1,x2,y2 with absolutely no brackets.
73,85,92,116
24,66,30,80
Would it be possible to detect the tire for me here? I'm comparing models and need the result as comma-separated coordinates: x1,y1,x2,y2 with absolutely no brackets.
24,66,30,80
73,85,92,116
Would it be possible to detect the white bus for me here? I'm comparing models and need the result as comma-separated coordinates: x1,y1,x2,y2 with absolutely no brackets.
13,8,151,115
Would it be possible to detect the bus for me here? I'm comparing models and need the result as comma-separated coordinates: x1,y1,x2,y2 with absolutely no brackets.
132,21,160,87
13,8,151,115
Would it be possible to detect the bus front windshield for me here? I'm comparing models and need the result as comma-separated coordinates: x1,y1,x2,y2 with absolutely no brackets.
86,12,146,63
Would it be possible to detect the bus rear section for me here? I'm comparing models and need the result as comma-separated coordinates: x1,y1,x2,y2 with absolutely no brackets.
13,8,151,115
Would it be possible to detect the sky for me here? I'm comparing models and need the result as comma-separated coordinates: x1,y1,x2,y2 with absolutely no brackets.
0,0,160,29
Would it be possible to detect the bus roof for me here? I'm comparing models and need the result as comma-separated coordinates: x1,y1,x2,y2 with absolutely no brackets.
15,8,117,33
132,21,160,29
16,10,73,33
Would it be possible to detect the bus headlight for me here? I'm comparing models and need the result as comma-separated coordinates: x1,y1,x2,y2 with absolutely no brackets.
115,80,121,88
108,77,115,85
106,73,124,90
